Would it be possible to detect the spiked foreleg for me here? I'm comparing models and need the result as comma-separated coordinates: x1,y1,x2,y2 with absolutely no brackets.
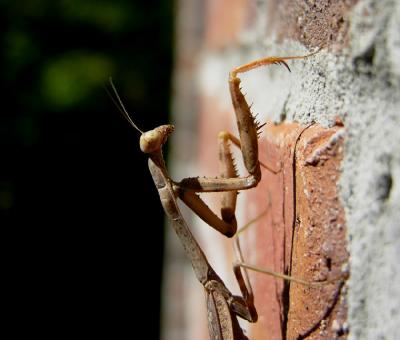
228,72,261,182
175,131,242,237
218,131,239,229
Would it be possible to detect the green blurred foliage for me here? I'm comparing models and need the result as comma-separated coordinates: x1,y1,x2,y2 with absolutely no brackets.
5,29,40,74
60,0,133,32
41,52,114,109
1,0,173,144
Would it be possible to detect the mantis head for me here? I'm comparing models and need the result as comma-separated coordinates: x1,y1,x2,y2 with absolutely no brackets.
139,124,174,154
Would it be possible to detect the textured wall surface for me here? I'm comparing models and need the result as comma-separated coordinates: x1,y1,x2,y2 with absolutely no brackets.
164,0,400,339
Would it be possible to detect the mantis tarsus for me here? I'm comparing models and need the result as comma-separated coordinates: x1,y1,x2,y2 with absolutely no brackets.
110,50,328,340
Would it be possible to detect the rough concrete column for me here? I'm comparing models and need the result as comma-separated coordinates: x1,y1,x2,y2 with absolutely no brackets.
164,0,400,339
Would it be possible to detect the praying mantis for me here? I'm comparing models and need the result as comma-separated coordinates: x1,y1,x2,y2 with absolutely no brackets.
110,50,329,340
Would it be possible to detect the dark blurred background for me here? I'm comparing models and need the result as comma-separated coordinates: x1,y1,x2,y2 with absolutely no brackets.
1,1,173,338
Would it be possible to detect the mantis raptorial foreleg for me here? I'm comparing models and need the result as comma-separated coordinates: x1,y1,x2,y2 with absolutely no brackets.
175,52,321,237
110,51,322,340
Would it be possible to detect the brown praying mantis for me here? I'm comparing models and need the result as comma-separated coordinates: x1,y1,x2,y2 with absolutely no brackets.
109,50,332,340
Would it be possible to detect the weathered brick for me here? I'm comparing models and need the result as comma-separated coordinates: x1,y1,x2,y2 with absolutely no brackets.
239,122,348,340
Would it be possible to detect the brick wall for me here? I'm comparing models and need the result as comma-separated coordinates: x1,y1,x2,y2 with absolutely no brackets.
163,1,400,339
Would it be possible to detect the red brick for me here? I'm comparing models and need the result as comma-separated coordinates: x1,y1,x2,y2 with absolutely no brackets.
240,121,348,339
287,123,348,339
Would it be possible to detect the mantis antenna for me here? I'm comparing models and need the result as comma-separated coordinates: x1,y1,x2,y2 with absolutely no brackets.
107,77,144,134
